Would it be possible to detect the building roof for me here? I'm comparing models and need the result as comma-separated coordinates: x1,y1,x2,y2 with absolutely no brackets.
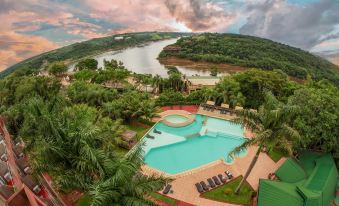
0,161,9,176
186,76,220,86
16,158,31,174
275,158,307,183
258,152,337,206
258,179,304,206
13,144,24,158
121,130,137,141
0,185,15,199
22,175,39,191
0,143,6,156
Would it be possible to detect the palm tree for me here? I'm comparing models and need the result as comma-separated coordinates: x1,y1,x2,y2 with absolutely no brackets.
89,147,167,206
151,75,162,94
232,92,300,194
215,76,244,108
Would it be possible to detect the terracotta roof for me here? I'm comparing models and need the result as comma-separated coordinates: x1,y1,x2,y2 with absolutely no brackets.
121,130,137,141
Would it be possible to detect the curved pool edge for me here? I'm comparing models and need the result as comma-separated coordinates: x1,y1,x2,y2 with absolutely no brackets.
160,114,195,128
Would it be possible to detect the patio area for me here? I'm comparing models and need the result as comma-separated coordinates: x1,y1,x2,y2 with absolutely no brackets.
143,108,285,205
163,146,285,206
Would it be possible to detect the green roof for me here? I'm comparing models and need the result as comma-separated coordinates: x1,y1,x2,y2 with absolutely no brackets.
275,158,307,183
258,180,304,206
297,186,321,206
258,152,337,206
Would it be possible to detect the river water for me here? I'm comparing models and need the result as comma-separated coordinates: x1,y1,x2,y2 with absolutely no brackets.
69,38,225,77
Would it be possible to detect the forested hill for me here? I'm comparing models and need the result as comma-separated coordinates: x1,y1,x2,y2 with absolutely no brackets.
159,33,339,85
0,32,187,78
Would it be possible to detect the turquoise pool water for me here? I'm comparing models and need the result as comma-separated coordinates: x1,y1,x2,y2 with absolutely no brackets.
155,114,205,136
163,115,189,123
143,114,246,174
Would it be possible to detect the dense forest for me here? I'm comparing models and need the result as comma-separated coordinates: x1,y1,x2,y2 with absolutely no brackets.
159,33,339,86
0,32,187,78
0,57,338,205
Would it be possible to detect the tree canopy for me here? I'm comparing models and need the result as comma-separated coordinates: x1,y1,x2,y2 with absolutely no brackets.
159,33,339,85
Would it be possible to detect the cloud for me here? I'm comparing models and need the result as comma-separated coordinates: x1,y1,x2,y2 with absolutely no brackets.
164,0,235,31
239,0,339,50
0,32,57,71
85,0,235,33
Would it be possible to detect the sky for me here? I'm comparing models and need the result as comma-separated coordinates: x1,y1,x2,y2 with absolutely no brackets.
1,0,339,71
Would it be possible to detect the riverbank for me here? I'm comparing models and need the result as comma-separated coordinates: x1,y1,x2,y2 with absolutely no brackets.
159,57,248,74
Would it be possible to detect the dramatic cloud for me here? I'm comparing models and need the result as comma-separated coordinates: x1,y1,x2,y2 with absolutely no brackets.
164,0,235,31
240,0,339,50
1,0,339,70
0,32,57,71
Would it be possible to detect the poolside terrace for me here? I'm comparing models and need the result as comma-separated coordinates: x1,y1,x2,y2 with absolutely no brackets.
142,108,285,206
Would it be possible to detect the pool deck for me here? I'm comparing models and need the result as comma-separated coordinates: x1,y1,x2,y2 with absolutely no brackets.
144,109,284,206
143,146,285,206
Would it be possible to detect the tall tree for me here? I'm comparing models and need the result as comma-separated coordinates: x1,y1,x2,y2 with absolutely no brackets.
47,61,68,76
89,147,167,206
215,76,244,107
233,92,300,194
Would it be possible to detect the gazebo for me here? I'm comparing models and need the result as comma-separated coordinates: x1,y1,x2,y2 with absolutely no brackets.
121,130,137,149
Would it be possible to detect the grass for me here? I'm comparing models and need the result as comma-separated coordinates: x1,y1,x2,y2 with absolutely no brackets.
268,148,287,162
126,124,150,140
75,194,92,206
149,192,178,206
202,176,255,206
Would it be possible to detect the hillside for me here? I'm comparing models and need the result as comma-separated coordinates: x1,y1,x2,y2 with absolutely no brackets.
159,33,339,85
0,32,187,78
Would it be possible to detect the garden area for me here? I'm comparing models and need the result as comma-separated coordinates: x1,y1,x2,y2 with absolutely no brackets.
202,176,255,205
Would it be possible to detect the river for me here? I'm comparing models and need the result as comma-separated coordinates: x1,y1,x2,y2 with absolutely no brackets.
69,38,231,77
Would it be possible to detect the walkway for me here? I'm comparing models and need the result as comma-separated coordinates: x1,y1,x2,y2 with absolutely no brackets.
145,109,285,205
161,105,199,113
144,145,285,206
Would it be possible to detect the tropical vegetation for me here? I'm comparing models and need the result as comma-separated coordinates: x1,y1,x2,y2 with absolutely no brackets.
159,33,339,85
232,92,301,194
0,32,187,78
0,33,338,205
202,176,254,205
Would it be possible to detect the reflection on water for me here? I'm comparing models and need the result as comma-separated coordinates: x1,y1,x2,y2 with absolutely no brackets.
69,38,226,77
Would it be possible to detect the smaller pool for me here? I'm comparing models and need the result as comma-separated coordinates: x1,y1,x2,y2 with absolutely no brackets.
164,115,189,124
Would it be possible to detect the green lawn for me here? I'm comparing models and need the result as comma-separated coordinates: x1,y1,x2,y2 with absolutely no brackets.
126,124,150,140
75,194,92,206
202,176,254,206
268,148,287,162
149,192,178,206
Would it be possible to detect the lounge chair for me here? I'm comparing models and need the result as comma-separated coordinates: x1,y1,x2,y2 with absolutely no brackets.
195,183,204,193
212,176,221,185
225,170,233,179
218,174,227,183
162,184,172,194
200,181,209,191
154,129,162,134
207,178,216,188
146,134,155,139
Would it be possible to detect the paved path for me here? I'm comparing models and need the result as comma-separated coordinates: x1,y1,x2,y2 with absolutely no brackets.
163,146,285,206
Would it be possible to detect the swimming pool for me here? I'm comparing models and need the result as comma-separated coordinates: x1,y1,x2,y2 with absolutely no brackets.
163,115,189,124
143,114,247,175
